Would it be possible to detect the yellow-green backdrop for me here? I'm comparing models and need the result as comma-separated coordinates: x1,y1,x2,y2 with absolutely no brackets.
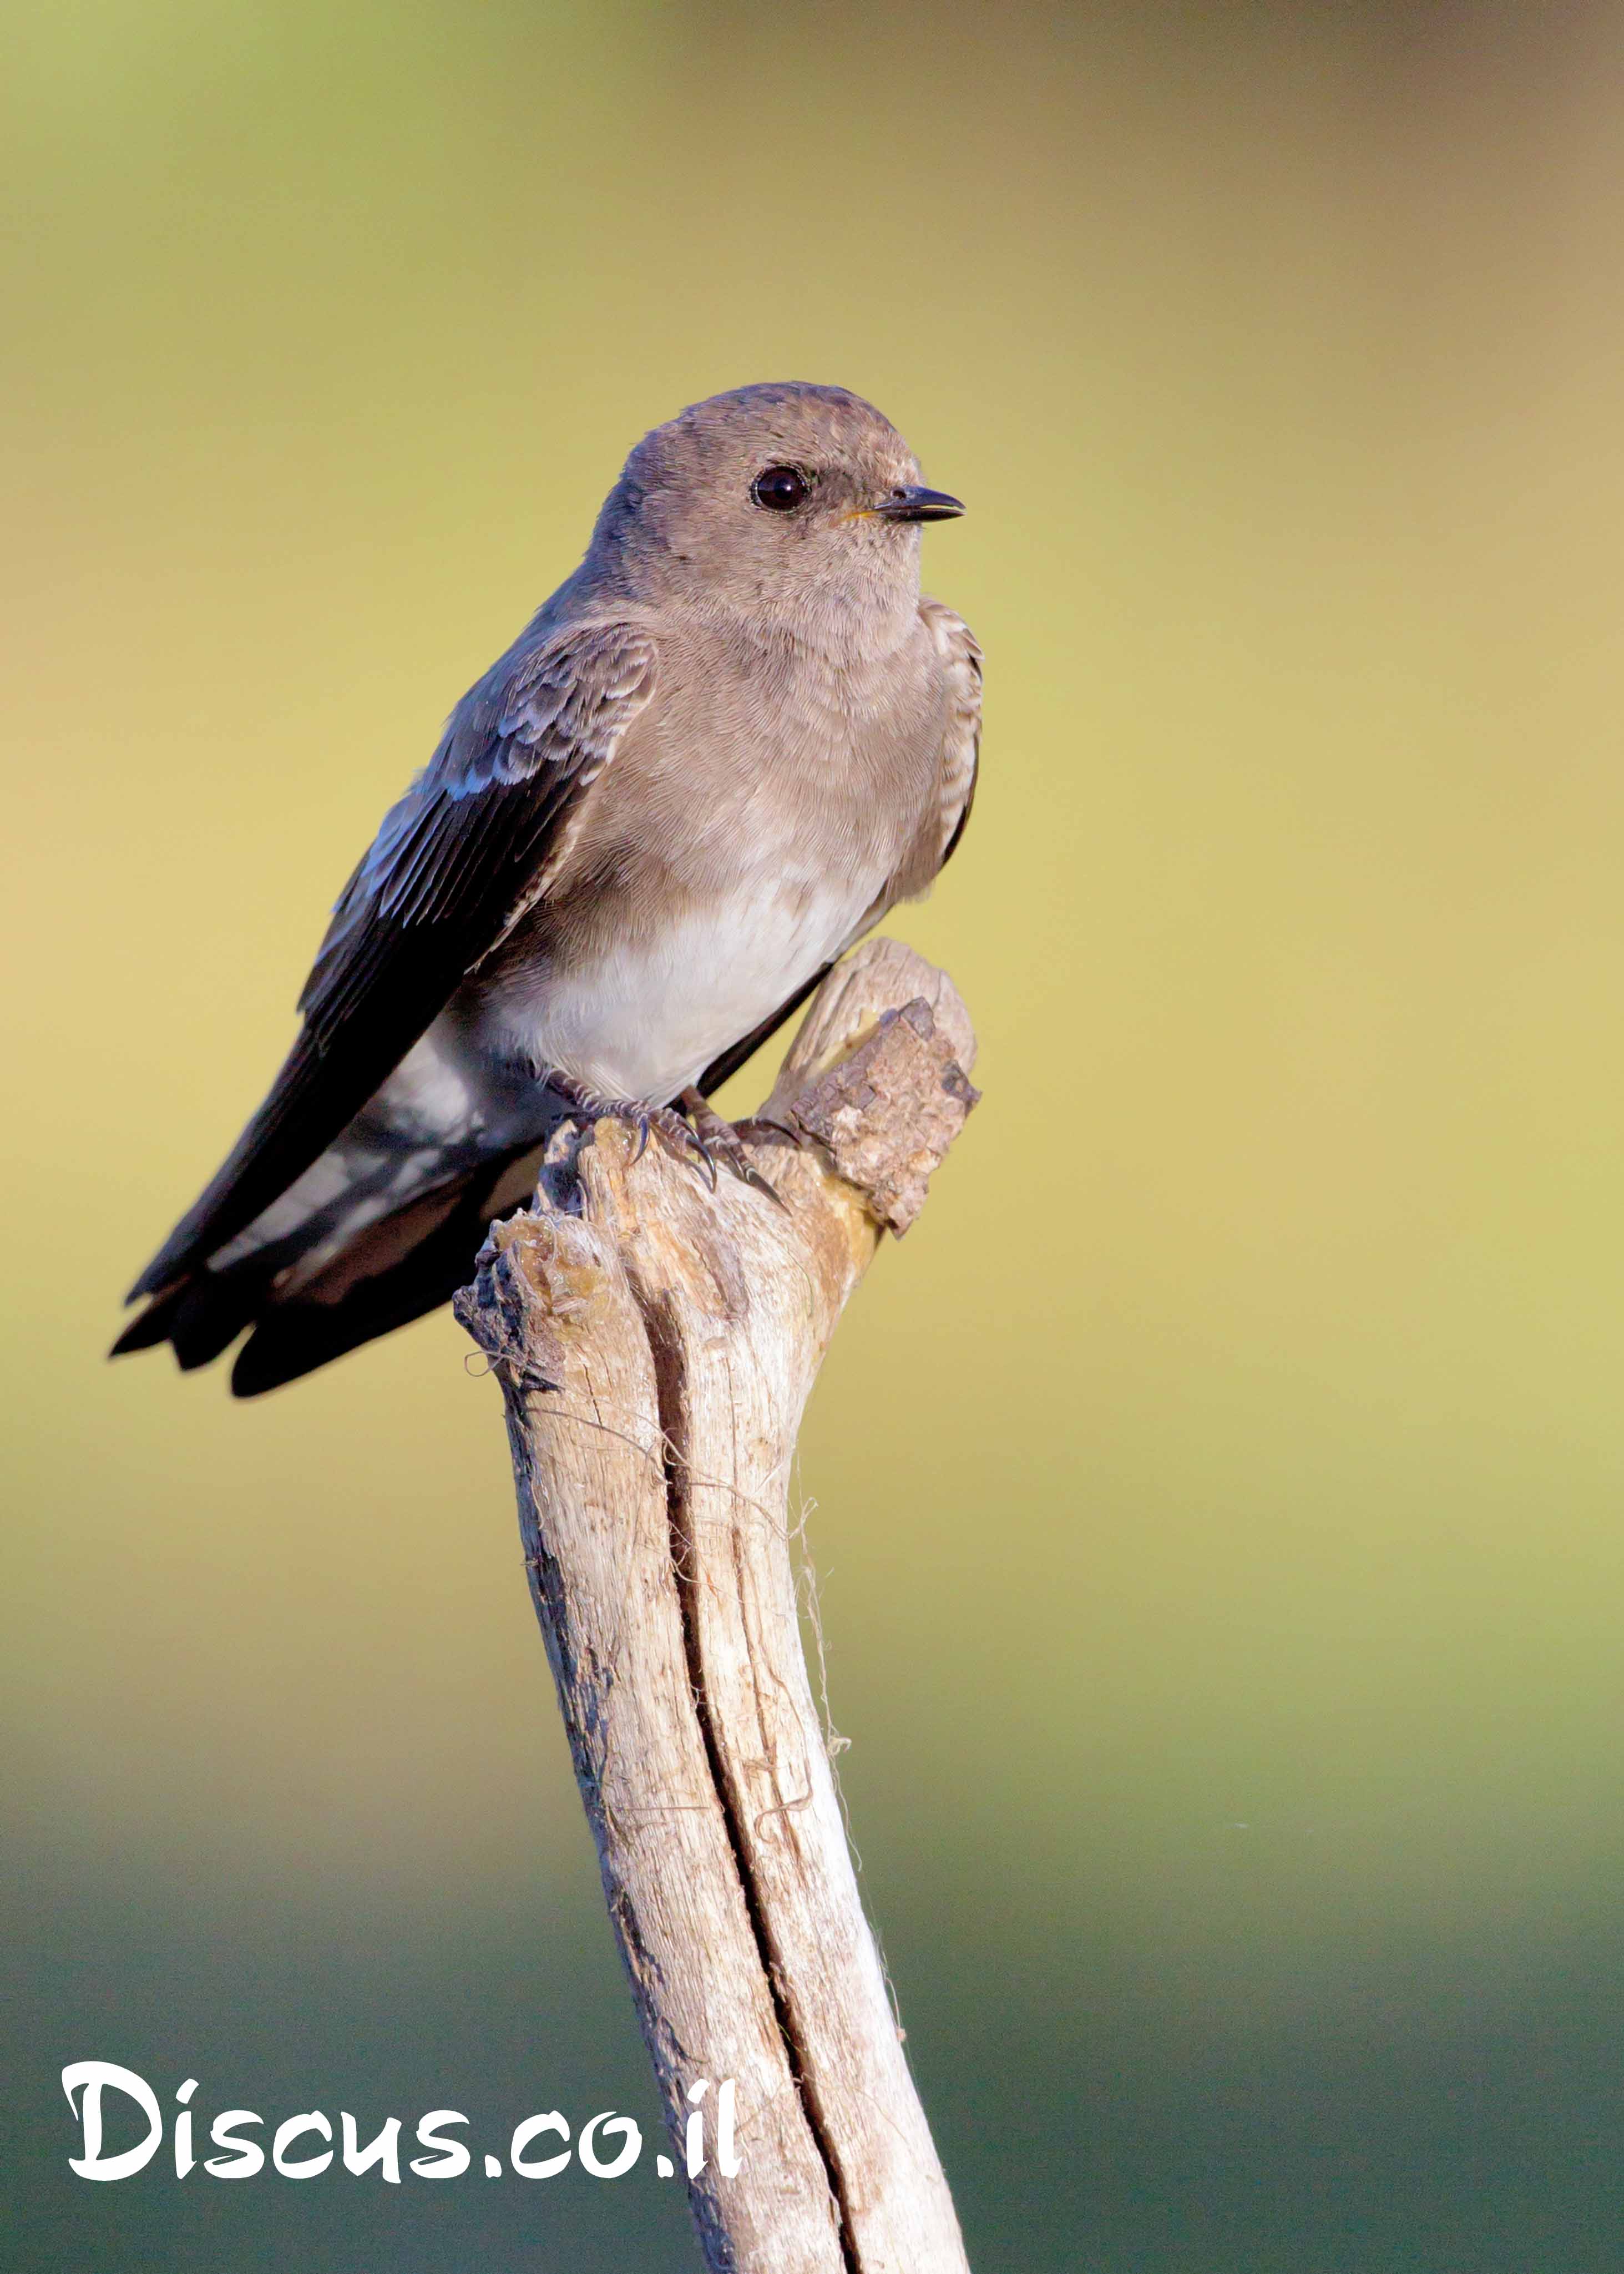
7,3,1624,2267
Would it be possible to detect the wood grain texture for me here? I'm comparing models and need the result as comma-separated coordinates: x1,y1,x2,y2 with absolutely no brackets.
456,935,979,2272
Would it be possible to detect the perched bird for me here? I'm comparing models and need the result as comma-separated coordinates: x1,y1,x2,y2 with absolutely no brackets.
114,382,981,1394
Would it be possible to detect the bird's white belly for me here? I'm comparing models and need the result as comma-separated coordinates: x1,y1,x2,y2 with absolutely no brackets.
500,884,863,1103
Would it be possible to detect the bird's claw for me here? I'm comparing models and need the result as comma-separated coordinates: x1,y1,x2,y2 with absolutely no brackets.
677,1091,791,1208
630,1102,716,1181
728,1115,801,1149
666,1114,720,1190
545,1075,790,1206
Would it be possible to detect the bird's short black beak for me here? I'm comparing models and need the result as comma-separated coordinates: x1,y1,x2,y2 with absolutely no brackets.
874,484,965,524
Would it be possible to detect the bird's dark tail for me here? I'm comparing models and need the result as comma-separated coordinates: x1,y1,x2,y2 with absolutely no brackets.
114,968,828,1394
112,1145,544,1397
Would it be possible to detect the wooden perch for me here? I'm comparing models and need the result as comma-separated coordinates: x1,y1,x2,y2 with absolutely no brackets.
454,937,979,2273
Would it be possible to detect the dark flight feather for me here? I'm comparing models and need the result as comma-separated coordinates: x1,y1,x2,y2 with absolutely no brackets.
112,958,843,1393
225,1143,547,1397
125,623,656,1300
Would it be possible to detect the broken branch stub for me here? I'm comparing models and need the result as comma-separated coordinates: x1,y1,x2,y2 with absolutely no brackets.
454,934,978,2273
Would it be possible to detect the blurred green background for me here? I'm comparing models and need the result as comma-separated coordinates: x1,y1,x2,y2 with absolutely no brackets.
7,1,1624,2265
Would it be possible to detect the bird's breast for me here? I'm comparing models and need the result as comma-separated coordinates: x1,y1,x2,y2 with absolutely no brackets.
479,867,874,1105
468,619,945,1102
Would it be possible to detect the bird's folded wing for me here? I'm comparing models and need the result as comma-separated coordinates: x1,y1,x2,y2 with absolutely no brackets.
920,598,983,870
128,621,657,1298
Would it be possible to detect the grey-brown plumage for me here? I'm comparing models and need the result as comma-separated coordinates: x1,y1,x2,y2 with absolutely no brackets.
115,383,981,1393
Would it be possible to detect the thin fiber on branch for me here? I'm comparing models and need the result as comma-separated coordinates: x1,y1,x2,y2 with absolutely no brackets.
456,935,979,2273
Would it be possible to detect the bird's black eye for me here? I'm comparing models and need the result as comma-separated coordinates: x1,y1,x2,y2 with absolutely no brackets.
751,464,811,513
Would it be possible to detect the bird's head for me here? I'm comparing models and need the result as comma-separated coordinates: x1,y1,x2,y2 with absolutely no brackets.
591,382,964,651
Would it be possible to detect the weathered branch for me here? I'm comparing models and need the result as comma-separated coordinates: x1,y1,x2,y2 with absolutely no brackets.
455,936,979,2272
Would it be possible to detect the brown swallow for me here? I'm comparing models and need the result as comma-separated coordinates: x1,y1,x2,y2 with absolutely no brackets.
115,383,980,1393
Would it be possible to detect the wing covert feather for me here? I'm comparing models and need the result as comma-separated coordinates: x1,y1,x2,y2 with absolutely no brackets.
129,623,656,1297
919,598,982,868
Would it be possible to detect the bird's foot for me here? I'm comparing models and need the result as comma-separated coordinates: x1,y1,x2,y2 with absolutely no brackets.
544,1072,709,1176
676,1090,790,1206
543,1074,785,1203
